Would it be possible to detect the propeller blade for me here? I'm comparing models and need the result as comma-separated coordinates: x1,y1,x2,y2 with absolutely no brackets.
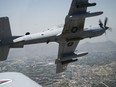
104,17,108,28
98,17,111,31
99,19,103,28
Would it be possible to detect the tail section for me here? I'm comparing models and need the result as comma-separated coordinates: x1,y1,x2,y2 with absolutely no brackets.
0,17,12,61
0,17,12,40
0,46,10,61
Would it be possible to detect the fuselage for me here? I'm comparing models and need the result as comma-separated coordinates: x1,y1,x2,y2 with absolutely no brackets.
11,26,105,48
13,26,62,45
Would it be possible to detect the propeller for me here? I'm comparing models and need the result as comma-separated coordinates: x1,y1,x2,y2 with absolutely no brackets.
104,17,108,27
99,17,111,30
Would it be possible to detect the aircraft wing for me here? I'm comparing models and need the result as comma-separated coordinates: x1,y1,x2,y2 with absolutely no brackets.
0,72,42,87
56,0,89,73
62,0,88,34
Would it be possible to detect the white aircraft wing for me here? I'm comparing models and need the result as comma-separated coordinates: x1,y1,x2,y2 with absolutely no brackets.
56,0,89,73
0,72,42,87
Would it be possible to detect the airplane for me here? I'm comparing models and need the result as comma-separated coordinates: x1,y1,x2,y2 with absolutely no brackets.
0,0,111,74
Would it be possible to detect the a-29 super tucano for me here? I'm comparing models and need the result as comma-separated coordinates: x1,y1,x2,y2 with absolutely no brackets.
0,0,111,73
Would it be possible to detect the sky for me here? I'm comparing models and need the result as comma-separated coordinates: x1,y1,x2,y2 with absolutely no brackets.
0,0,116,43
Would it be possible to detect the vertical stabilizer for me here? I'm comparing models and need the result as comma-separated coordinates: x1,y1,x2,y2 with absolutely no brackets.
0,46,10,61
0,17,12,61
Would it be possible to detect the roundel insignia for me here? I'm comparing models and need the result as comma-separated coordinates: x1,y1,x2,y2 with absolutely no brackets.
0,79,12,85
67,42,74,47
71,27,78,33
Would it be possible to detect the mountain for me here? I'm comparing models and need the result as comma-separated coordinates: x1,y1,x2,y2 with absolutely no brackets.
78,41,116,52
76,41,116,66
1,41,116,87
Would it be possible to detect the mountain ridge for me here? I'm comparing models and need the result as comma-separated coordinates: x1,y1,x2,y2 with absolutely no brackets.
78,41,116,52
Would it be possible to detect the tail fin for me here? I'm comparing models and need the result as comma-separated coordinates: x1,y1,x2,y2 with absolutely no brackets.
0,46,10,61
0,17,12,61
